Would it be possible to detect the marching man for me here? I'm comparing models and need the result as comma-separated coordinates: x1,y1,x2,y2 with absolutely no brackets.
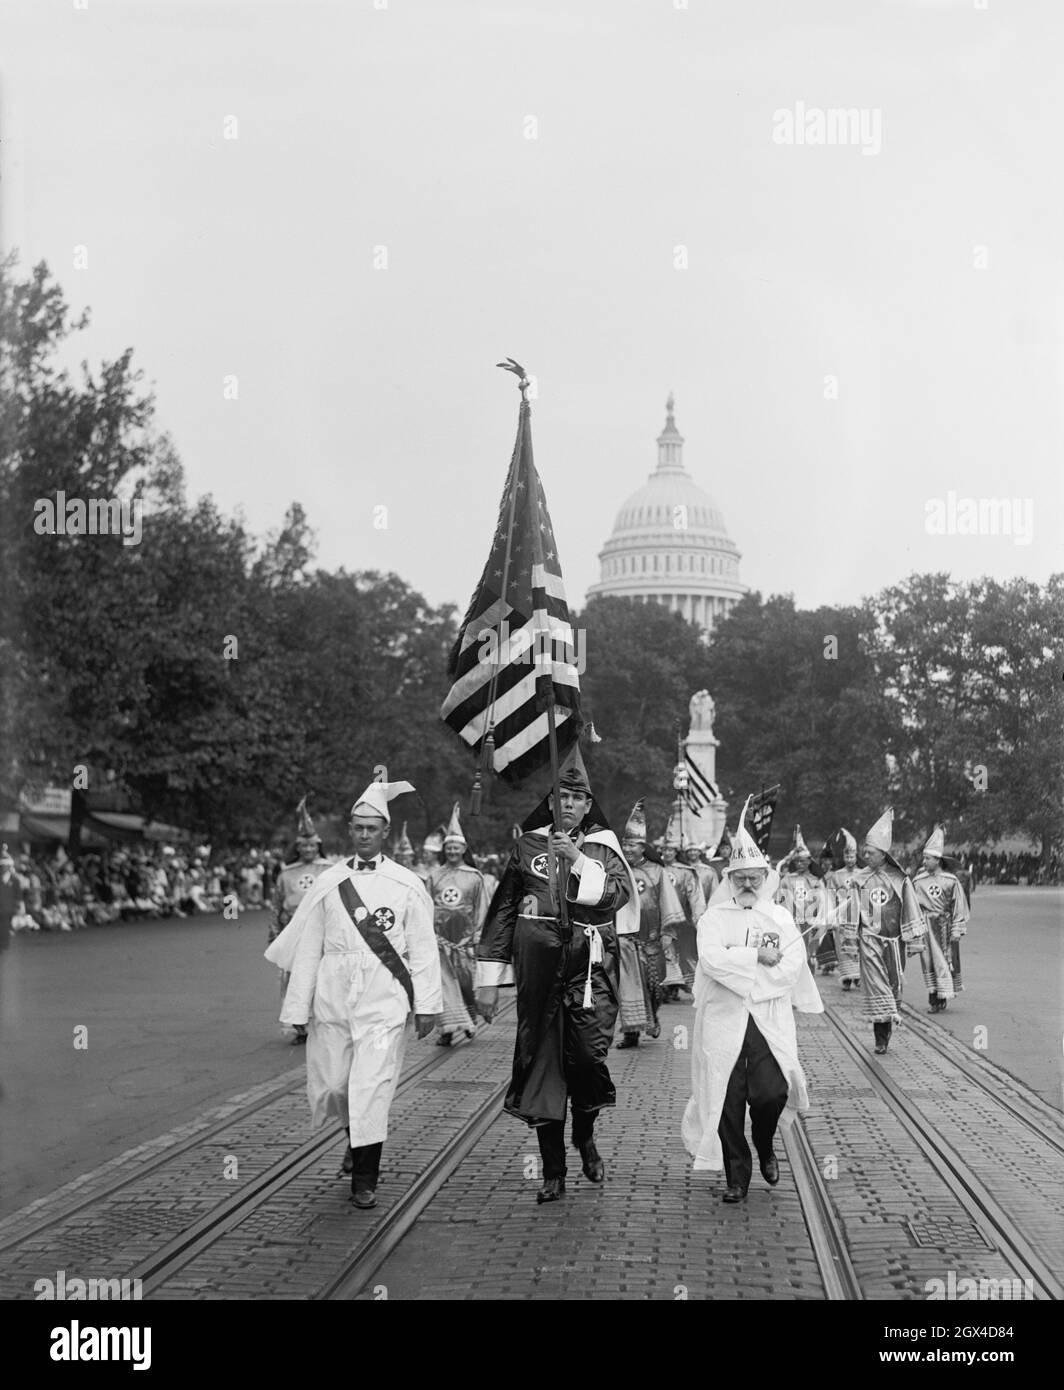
427,801,488,1045
775,825,831,973
617,801,685,1048
268,797,331,1045
912,824,970,1013
853,807,939,1053
659,827,706,999
682,799,823,1202
474,746,633,1205
824,829,862,991
264,778,442,1208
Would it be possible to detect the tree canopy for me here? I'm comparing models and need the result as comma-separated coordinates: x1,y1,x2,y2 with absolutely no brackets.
1,257,1059,857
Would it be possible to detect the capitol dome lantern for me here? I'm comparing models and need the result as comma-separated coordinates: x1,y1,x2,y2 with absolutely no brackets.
586,395,746,634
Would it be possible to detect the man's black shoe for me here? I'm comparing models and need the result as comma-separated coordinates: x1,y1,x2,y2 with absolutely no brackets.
536,1176,566,1204
874,1039,888,1054
578,1140,605,1183
616,1033,639,1049
759,1151,779,1186
340,1144,354,1176
350,1186,377,1209
722,1184,747,1203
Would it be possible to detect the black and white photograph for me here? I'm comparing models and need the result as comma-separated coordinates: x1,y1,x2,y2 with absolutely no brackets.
1,0,1061,1355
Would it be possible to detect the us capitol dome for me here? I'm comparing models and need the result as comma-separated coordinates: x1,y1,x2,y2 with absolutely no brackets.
586,395,746,634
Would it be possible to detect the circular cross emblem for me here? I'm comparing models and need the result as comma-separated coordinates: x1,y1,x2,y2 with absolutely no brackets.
868,887,889,907
530,852,550,879
296,872,316,891
666,870,678,886
373,907,396,931
792,882,809,901
926,882,944,901
636,877,647,894
438,885,462,907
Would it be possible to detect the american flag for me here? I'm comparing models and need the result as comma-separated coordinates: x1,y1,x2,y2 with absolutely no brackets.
682,748,720,814
441,398,581,782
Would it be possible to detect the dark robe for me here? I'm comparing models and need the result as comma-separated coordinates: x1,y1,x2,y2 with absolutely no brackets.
477,824,631,1125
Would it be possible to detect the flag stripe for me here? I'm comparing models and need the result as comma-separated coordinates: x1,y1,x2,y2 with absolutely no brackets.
440,398,583,784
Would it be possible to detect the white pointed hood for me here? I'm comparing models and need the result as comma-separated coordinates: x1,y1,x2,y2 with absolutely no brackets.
349,779,415,825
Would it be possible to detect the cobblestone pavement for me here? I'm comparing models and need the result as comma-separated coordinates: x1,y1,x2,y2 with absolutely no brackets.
358,988,1064,1301
3,977,1061,1301
358,1006,825,1300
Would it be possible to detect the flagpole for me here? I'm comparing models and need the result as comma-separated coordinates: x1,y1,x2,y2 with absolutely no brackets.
544,680,571,933
677,723,686,850
471,364,529,816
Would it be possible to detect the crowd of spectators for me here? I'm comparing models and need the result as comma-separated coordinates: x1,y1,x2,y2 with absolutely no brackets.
7,843,286,932
967,849,1058,887
5,838,1058,936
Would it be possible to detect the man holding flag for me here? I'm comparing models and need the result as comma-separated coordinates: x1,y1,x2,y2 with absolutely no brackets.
441,365,633,1204
474,747,633,1203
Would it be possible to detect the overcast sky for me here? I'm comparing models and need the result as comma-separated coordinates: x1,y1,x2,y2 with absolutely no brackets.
4,0,1061,616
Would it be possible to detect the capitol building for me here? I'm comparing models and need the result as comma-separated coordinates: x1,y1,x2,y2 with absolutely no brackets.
586,395,747,634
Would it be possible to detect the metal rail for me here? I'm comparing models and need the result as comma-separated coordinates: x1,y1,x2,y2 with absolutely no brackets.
0,1066,308,1256
132,1005,513,1296
823,1007,1063,1301
782,1116,863,1300
897,1002,1064,1159
318,1074,509,1300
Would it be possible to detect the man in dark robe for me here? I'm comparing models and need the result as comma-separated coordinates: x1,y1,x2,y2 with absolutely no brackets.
474,747,633,1205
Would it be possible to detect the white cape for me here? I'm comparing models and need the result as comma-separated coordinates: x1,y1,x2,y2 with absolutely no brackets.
681,882,823,1173
263,856,431,975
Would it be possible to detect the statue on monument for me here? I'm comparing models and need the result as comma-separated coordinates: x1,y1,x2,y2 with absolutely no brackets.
688,690,716,738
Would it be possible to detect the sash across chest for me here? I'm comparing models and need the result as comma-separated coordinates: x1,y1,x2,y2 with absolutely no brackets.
336,875,415,1012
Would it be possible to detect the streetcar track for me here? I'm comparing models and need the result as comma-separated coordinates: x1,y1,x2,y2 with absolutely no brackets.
133,1003,514,1297
317,1074,509,1300
0,1067,308,1256
782,1117,863,1300
896,1002,1064,1158
0,1007,509,1266
822,1006,1063,1301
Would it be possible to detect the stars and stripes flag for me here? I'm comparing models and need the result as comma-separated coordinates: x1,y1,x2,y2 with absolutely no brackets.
682,748,720,814
440,396,581,782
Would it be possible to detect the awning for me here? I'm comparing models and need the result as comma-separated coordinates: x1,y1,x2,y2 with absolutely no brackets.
91,812,194,843
16,814,112,848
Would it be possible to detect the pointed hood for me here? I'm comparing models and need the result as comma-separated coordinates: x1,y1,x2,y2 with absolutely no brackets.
394,822,414,857
295,795,317,840
350,779,415,826
724,797,770,873
623,799,647,844
791,824,811,857
863,806,894,853
841,828,857,854
923,824,945,859
662,806,686,848
557,742,591,793
442,800,467,847
423,828,444,855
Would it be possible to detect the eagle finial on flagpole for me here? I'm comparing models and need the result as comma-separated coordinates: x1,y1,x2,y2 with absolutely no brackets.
496,357,530,399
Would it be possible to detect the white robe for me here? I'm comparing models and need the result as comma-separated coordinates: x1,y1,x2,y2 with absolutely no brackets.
681,885,823,1173
265,856,442,1145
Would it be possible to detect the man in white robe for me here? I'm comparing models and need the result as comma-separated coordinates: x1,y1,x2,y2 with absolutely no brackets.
265,778,442,1208
682,798,823,1203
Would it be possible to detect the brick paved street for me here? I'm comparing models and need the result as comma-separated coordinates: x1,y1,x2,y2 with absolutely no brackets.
2,965,1062,1301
